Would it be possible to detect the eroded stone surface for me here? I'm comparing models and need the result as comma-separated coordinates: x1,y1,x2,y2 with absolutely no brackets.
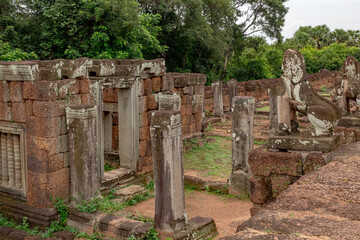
225,142,360,239
272,49,341,137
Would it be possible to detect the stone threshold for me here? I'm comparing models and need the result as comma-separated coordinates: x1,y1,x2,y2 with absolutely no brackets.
68,209,217,240
184,175,228,194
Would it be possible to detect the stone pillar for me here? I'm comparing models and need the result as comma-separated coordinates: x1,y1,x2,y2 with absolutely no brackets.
158,92,181,111
269,85,279,134
67,104,100,203
103,111,112,152
228,79,238,109
211,81,224,118
150,111,187,237
229,96,255,197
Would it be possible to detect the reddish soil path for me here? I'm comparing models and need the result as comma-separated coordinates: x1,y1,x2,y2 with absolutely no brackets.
126,191,253,239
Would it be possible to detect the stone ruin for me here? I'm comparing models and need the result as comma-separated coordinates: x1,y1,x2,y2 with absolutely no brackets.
335,55,360,126
246,49,346,215
268,49,342,152
0,57,211,237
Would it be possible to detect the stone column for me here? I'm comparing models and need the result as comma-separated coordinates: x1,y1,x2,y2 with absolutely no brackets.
228,79,238,109
103,111,112,152
211,81,224,118
150,111,187,237
158,92,181,111
229,96,255,197
67,104,100,203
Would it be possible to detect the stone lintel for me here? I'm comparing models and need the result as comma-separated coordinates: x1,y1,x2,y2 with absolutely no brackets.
66,104,97,120
338,116,360,127
150,111,182,129
267,133,340,153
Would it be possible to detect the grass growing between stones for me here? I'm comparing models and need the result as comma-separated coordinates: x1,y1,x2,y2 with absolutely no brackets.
183,136,232,179
256,105,270,112
76,181,155,214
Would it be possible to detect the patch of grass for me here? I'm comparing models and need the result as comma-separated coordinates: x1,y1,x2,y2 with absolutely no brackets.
77,182,155,214
256,105,270,112
183,136,232,179
104,161,116,172
254,140,266,145
205,122,213,132
319,85,327,92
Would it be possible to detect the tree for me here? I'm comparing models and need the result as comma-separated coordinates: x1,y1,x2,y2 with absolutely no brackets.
1,0,167,60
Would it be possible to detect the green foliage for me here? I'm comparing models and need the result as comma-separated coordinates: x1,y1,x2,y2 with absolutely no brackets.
128,227,158,240
77,184,154,214
1,0,167,60
0,40,38,61
52,197,69,226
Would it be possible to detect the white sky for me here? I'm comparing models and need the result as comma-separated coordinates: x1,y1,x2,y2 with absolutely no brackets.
282,0,360,39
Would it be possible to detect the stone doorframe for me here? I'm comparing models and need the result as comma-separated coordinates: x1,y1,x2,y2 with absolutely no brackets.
91,77,139,182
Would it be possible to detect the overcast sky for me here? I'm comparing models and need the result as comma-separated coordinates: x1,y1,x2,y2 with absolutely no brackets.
282,0,360,39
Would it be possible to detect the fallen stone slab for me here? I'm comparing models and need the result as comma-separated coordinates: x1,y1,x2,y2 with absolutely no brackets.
222,142,360,239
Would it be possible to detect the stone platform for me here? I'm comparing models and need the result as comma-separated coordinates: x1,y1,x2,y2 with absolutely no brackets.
223,142,360,239
267,133,340,153
338,116,360,127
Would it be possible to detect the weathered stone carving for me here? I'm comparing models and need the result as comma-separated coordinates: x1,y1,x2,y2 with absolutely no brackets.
276,49,342,137
335,56,360,116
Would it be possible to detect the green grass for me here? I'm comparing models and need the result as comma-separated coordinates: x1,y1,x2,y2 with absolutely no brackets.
254,140,266,145
256,105,270,112
183,136,232,179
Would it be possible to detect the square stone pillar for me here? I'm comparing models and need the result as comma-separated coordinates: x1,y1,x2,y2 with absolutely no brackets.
229,96,255,197
158,92,181,111
211,81,224,118
150,111,187,237
66,104,100,203
228,79,238,108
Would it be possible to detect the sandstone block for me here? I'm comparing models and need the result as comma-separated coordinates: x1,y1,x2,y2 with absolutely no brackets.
229,170,249,197
12,102,26,122
270,174,298,198
249,176,271,204
249,147,303,177
23,81,58,100
303,153,326,174
57,79,80,98
9,81,23,102
27,116,62,138
152,77,162,93
103,88,118,103
147,94,158,110
33,100,66,118
0,81,10,102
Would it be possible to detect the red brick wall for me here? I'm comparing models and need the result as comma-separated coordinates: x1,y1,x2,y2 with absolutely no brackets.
0,78,91,208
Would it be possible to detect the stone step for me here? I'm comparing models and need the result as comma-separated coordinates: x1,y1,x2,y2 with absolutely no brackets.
113,185,147,202
100,168,135,192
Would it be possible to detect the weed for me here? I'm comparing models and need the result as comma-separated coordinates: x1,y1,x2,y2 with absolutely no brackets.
104,161,116,172
52,197,69,226
205,122,213,132
319,85,327,92
128,227,158,240
254,140,266,145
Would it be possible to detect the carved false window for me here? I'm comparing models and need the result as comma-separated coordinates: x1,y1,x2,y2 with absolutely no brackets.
0,122,26,198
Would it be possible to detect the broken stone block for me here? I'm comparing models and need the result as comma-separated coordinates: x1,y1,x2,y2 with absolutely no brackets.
229,170,249,197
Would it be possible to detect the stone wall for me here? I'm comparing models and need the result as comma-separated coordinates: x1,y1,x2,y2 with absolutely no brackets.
104,72,206,172
0,60,95,209
204,70,340,112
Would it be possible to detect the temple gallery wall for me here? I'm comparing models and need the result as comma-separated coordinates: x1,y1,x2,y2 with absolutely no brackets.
0,52,358,239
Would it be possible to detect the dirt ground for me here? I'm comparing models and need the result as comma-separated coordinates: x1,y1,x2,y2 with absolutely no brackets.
126,190,253,239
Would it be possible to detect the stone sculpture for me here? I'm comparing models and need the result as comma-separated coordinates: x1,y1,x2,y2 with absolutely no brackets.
278,49,341,136
335,56,360,116
268,49,341,152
